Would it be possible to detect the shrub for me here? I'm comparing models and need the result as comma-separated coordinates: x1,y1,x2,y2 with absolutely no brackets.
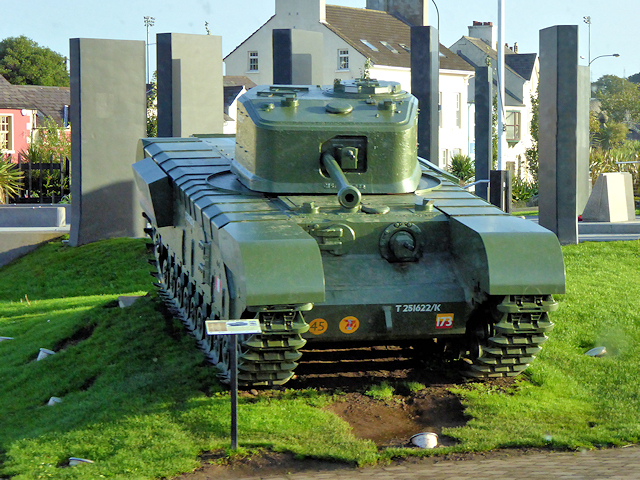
0,155,24,203
447,153,475,184
511,175,538,204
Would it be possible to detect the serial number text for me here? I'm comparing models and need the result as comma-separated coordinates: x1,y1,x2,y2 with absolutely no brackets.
395,304,442,313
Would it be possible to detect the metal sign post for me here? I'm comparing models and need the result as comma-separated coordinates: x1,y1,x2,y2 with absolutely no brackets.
205,319,261,450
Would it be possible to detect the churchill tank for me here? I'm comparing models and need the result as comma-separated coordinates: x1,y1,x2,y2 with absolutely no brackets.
133,79,565,387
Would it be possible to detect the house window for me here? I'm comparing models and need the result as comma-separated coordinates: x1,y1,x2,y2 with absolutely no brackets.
506,111,521,142
0,115,12,152
441,149,449,167
248,51,259,72
338,49,349,70
455,93,462,128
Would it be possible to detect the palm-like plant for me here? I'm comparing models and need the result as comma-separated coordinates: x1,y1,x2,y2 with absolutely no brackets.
447,153,475,184
0,155,24,203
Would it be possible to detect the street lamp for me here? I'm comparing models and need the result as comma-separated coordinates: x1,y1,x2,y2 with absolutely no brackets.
589,53,620,66
144,16,156,84
583,16,591,65
430,0,439,31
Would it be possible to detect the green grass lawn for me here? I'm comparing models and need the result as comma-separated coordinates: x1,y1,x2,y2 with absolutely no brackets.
1,237,640,478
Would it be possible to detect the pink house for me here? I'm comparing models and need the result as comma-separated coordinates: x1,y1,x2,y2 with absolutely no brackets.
0,75,70,162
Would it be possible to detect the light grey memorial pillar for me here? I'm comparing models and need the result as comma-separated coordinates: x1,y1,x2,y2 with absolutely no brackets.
411,26,439,166
538,25,590,245
474,66,492,201
69,39,146,246
273,29,324,85
157,33,223,137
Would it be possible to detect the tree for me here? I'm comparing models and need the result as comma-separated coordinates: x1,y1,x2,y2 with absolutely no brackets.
147,72,157,137
594,75,640,124
0,36,69,86
524,88,539,185
628,72,640,85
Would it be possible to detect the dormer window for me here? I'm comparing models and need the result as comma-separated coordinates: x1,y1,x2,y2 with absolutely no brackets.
398,43,410,53
359,39,379,52
380,41,399,54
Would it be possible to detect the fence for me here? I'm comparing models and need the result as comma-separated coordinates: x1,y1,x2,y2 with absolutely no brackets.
10,153,70,204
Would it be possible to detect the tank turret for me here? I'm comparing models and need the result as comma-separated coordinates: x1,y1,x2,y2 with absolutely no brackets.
231,79,421,196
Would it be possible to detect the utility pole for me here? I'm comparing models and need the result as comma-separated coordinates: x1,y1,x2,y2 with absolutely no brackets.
497,0,505,171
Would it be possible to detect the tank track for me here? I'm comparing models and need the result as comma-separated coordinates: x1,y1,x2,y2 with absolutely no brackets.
147,227,309,387
464,295,557,378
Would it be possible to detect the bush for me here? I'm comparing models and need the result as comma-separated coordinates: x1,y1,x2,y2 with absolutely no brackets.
0,155,24,203
512,175,538,204
447,153,475,184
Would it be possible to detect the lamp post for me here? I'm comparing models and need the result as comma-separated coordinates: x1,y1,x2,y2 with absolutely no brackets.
583,16,591,65
430,0,439,31
144,16,156,84
589,53,620,66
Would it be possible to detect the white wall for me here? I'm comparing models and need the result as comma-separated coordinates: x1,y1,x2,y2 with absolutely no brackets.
225,0,472,160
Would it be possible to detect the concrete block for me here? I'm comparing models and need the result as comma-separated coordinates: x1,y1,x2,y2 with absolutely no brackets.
0,227,70,268
69,38,147,246
0,205,68,228
272,29,324,85
538,25,589,245
581,172,636,222
411,26,439,166
157,33,223,137
474,66,492,201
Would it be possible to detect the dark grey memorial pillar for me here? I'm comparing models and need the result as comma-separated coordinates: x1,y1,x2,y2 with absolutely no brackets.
272,29,324,85
538,26,590,245
157,33,223,137
69,39,146,246
411,26,439,166
474,66,492,201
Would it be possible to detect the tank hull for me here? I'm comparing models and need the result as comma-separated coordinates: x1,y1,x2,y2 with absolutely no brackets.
133,135,565,386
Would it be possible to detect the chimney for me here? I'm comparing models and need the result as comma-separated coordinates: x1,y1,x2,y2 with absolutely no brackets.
514,42,518,54
366,0,387,11
276,0,326,24
469,21,497,50
367,0,428,27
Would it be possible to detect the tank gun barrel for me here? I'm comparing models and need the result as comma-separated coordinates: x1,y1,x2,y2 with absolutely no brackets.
321,152,362,210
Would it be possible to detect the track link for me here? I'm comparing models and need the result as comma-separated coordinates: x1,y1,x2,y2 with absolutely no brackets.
465,295,557,378
148,226,309,387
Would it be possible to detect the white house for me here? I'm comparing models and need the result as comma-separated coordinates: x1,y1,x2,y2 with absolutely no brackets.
222,76,256,134
451,22,539,178
224,0,475,167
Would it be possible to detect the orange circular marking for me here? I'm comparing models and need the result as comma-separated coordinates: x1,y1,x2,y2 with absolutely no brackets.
309,318,328,335
339,316,359,334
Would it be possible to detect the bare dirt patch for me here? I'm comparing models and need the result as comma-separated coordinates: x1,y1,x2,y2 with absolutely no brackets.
169,344,523,480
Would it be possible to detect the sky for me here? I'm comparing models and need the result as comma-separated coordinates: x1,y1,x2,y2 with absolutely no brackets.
2,0,638,83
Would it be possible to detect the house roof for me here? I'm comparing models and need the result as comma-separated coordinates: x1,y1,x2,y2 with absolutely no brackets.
325,5,473,72
223,76,257,89
505,53,537,81
455,36,535,81
0,75,70,124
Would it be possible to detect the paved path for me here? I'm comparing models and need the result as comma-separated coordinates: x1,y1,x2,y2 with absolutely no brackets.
231,445,640,480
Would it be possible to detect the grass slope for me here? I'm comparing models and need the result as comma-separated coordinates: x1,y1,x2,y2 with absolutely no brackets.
442,241,640,452
0,239,375,479
1,237,639,478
